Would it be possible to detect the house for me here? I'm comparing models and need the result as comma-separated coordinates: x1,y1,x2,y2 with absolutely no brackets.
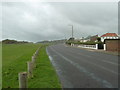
80,37,90,42
90,35,98,42
101,33,119,42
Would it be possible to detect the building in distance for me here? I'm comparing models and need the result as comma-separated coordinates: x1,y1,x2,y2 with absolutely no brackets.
101,33,119,42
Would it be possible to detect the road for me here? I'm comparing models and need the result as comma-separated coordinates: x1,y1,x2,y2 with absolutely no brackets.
46,44,119,88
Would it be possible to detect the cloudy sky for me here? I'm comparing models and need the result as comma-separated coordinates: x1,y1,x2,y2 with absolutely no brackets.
1,2,118,42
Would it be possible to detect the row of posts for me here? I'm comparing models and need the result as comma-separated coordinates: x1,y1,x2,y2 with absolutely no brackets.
18,47,41,89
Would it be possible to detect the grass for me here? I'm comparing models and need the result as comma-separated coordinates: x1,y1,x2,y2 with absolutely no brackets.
28,45,61,88
2,43,61,88
2,43,41,88
0,44,2,89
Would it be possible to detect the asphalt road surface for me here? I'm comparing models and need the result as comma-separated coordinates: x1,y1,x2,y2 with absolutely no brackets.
46,44,119,88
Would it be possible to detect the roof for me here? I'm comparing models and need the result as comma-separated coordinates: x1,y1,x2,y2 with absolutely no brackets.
101,33,118,37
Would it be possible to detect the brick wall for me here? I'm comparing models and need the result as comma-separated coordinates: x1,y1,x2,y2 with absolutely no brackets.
105,39,120,52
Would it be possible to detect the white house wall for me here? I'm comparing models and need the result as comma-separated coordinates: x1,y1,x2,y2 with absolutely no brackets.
101,37,119,42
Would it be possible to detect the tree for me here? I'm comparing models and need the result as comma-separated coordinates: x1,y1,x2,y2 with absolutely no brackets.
68,37,74,41
97,37,101,42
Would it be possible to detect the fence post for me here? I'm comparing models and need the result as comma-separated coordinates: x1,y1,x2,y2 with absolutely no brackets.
32,56,36,68
35,51,38,56
19,72,27,89
104,44,106,50
32,56,35,63
27,61,33,78
96,44,98,50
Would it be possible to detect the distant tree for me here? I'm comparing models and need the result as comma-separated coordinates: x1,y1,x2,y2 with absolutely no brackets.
97,37,101,42
2,39,29,44
2,39,17,44
68,37,74,41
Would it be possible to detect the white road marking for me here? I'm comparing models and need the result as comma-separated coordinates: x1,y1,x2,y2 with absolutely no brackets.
49,46,115,88
46,47,74,88
65,47,119,66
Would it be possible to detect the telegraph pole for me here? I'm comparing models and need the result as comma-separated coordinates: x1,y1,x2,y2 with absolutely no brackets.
72,25,73,38
68,25,74,46
69,25,73,38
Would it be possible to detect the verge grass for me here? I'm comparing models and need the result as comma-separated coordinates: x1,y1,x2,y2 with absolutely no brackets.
2,44,61,88
2,43,41,88
28,45,61,88
0,43,2,89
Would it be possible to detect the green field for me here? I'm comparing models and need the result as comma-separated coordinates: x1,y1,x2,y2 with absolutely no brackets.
0,44,2,89
2,43,61,88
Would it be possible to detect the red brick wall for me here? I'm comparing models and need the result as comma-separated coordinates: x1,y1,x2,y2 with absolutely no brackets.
105,39,120,52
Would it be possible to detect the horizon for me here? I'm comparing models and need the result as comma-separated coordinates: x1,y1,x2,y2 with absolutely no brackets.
1,32,120,43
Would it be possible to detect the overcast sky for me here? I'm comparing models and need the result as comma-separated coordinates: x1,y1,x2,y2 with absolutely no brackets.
1,2,118,42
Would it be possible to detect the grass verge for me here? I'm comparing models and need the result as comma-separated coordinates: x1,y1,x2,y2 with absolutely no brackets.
2,43,41,88
2,44,61,88
0,44,2,89
28,45,62,88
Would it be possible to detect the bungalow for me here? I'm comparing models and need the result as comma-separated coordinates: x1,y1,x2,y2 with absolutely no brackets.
101,33,119,42
90,35,98,42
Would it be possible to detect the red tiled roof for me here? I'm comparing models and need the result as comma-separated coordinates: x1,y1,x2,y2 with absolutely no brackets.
101,33,118,37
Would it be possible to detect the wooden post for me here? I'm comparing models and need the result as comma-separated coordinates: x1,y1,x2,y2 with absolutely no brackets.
35,50,39,55
19,72,27,89
32,56,36,68
32,56,35,63
35,51,38,55
27,61,33,78
34,52,37,56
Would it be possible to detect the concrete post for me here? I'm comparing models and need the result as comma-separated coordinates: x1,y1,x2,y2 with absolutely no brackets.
19,72,27,89
96,44,98,50
104,44,106,50
27,61,33,78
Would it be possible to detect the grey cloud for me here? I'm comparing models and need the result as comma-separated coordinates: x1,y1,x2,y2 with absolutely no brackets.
1,2,118,42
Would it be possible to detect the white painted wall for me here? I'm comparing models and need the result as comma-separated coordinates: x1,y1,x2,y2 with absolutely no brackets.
101,36,119,42
78,44,97,49
95,44,98,50
104,44,106,50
